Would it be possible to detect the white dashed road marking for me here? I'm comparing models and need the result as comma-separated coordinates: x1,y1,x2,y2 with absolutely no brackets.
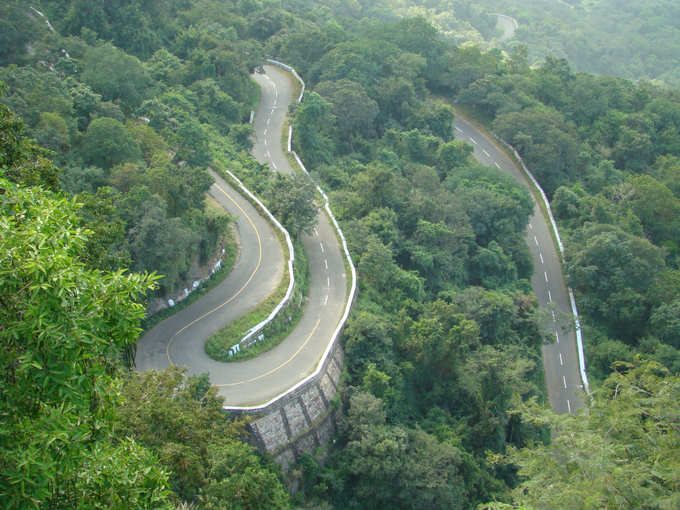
469,137,478,145
563,376,567,389
483,149,490,157
455,126,463,133
555,331,560,344
320,242,325,253
559,353,564,366
539,252,544,264
544,271,549,282
567,400,572,413
494,162,501,169
548,290,553,302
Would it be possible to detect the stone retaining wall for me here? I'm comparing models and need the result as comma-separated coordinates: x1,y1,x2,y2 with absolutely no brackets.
231,342,344,470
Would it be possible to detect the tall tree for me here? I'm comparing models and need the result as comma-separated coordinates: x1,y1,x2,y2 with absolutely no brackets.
488,360,680,510
81,42,151,111
81,116,142,170
264,172,318,238
0,177,167,508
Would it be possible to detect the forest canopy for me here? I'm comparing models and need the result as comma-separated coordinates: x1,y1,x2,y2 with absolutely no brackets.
1,0,679,509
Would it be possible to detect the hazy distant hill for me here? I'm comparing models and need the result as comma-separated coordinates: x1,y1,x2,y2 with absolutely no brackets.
388,0,680,87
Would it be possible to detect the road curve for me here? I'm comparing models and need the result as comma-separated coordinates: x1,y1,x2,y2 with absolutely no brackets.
454,115,584,414
232,64,347,403
137,65,348,407
493,14,519,42
135,172,285,392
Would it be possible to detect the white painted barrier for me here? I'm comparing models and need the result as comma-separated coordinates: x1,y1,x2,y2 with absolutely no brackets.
495,137,590,396
223,170,296,355
490,13,519,29
224,61,357,412
509,147,565,254
266,58,305,103
293,152,308,175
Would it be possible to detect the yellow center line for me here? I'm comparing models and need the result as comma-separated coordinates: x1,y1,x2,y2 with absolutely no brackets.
216,317,321,387
166,181,263,364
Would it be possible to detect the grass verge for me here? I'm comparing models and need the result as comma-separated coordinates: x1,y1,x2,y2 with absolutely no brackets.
205,238,310,361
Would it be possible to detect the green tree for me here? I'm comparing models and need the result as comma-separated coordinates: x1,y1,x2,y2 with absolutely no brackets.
492,360,680,510
339,392,470,510
0,102,60,189
437,140,473,178
492,106,580,195
0,67,73,128
567,224,666,339
77,186,131,271
81,42,151,111
406,218,470,290
471,241,518,289
0,1,40,65
0,177,167,508
264,172,318,238
119,367,291,508
344,309,396,377
146,48,184,87
128,194,197,293
118,367,241,501
68,79,103,131
34,111,71,154
649,300,680,349
626,174,680,246
175,118,211,167
81,116,142,170
293,91,335,165
200,442,292,510
316,79,379,150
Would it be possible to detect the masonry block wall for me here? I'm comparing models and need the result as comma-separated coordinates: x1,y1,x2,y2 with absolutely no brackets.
231,342,344,470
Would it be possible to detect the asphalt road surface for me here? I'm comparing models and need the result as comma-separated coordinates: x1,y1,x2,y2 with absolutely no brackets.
137,65,347,407
135,171,285,401
494,14,518,42
454,115,584,414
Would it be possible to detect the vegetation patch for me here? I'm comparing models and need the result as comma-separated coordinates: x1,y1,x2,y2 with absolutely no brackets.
452,106,565,260
205,238,309,362
141,224,237,333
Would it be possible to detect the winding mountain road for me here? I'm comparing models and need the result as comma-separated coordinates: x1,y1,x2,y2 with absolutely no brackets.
454,115,584,414
493,13,519,42
136,65,347,407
